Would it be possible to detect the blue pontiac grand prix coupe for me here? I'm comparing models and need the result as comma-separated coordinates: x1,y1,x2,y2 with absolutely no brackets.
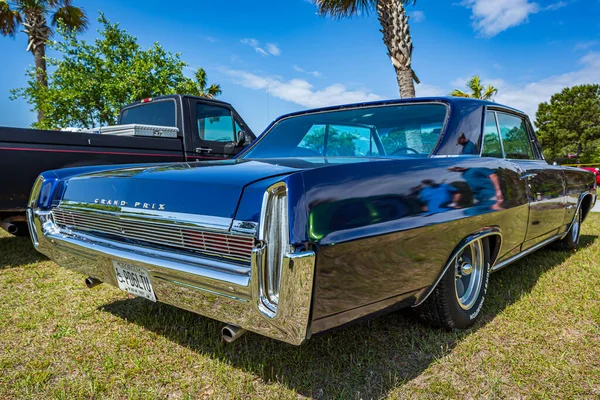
27,97,597,345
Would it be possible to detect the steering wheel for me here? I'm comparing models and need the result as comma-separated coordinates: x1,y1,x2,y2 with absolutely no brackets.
391,147,419,155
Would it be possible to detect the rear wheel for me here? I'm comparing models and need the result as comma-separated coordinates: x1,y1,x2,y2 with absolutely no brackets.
554,207,582,251
417,238,491,329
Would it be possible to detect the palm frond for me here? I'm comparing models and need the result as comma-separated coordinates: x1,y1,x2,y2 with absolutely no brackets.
206,84,222,98
51,5,87,32
467,75,482,99
194,68,207,90
315,0,416,18
449,89,471,98
0,0,21,36
481,85,498,101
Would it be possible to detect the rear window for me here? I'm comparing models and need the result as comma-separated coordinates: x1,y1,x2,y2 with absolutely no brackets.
119,100,176,127
243,103,448,159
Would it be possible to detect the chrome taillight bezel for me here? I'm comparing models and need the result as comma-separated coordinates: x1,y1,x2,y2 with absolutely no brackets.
257,182,289,314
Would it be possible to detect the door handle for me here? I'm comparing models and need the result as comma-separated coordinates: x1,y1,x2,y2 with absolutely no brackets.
196,147,213,153
520,173,537,180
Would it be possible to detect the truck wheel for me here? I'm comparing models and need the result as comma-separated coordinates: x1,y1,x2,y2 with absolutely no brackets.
554,208,582,251
417,238,491,329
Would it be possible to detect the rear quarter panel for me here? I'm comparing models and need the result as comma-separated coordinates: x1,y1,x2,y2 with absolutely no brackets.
300,157,529,331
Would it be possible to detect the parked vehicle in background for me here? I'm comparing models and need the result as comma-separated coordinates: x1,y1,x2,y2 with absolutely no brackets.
0,95,255,235
579,167,600,185
28,97,597,345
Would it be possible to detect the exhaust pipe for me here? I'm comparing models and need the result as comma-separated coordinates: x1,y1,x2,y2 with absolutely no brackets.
85,277,103,289
221,324,247,343
0,222,17,235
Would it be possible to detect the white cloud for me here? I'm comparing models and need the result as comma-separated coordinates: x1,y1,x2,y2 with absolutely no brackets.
462,0,540,37
266,43,281,56
293,65,322,78
241,38,281,56
225,69,381,108
543,1,567,11
411,10,426,23
415,83,445,97
494,52,600,118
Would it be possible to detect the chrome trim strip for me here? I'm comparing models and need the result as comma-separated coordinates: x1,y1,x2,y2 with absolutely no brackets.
413,228,502,307
58,201,233,232
492,234,562,272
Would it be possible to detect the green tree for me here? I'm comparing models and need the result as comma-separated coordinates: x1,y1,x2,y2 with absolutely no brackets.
315,0,419,98
11,14,221,130
303,127,358,155
450,75,498,100
535,84,600,162
0,0,88,121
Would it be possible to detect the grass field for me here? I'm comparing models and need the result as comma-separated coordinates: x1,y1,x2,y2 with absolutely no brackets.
1,214,599,399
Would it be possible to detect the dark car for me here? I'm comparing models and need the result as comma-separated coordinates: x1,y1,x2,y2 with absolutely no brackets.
0,95,255,235
27,97,597,345
580,167,600,185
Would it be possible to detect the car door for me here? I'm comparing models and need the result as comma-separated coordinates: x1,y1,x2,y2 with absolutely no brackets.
493,110,566,246
187,99,252,160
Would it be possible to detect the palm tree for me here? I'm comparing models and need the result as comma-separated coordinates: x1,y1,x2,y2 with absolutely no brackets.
194,68,221,99
0,0,88,121
450,75,498,101
316,0,420,98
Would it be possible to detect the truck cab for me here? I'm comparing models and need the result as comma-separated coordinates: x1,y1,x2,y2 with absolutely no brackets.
119,95,255,160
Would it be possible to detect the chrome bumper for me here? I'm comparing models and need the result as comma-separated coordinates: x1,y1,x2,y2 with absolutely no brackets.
28,209,315,345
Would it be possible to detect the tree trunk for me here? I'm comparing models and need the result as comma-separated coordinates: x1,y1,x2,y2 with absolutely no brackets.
377,0,418,98
23,10,50,122
395,66,416,98
33,44,47,121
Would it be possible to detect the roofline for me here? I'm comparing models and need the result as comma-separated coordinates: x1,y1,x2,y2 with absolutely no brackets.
127,94,232,107
271,97,526,123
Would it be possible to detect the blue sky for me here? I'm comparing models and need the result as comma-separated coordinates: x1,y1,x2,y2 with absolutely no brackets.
1,0,599,133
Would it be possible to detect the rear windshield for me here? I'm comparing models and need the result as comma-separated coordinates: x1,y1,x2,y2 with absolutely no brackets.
119,100,176,127
242,103,448,159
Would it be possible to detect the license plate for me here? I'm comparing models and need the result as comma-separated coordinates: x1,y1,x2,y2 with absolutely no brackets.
112,260,156,302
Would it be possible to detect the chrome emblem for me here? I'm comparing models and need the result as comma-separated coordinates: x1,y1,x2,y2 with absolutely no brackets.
94,199,165,210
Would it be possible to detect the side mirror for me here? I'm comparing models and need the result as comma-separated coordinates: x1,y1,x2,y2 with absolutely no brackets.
236,130,251,147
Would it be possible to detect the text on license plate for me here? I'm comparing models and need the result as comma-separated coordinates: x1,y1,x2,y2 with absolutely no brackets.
112,260,156,302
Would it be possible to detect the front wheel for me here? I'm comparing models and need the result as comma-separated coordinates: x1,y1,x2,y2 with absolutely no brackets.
416,238,491,329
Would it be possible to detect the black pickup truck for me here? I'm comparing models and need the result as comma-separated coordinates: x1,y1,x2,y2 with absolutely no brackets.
0,94,255,235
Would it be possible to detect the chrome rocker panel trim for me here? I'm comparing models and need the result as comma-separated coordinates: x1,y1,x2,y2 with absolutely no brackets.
29,210,315,345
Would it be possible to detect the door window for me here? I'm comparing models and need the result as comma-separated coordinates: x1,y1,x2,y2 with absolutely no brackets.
196,104,235,143
496,113,533,160
481,111,503,158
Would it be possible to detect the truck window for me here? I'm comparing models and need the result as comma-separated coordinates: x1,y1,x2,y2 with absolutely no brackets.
120,101,176,127
197,105,235,142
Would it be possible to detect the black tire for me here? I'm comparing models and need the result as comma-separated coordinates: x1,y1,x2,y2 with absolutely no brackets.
417,238,491,330
553,207,582,251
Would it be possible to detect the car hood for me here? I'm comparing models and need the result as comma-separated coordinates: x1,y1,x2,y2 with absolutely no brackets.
58,160,305,224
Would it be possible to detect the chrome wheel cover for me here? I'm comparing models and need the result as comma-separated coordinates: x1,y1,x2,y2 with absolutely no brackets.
571,209,581,243
454,239,485,310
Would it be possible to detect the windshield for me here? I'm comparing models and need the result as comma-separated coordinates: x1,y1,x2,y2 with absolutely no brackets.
243,103,448,159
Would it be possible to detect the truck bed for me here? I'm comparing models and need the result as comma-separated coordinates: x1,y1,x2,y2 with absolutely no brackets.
0,126,185,215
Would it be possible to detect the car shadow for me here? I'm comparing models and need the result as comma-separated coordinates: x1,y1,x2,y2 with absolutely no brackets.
100,234,597,399
0,235,46,269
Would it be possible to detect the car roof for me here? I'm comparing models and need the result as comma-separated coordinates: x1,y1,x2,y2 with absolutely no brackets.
272,97,525,123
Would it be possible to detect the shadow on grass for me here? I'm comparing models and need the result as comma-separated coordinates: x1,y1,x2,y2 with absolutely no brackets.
100,234,597,399
0,235,46,269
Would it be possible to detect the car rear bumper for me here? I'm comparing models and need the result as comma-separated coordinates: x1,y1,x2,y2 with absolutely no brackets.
28,209,315,345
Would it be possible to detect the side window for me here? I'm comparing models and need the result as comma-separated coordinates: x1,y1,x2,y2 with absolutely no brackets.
496,112,533,160
482,111,503,158
196,104,235,142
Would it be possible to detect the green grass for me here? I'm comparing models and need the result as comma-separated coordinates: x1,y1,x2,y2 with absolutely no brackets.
1,214,599,399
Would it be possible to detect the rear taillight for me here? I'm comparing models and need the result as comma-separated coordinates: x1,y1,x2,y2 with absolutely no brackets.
259,183,289,313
